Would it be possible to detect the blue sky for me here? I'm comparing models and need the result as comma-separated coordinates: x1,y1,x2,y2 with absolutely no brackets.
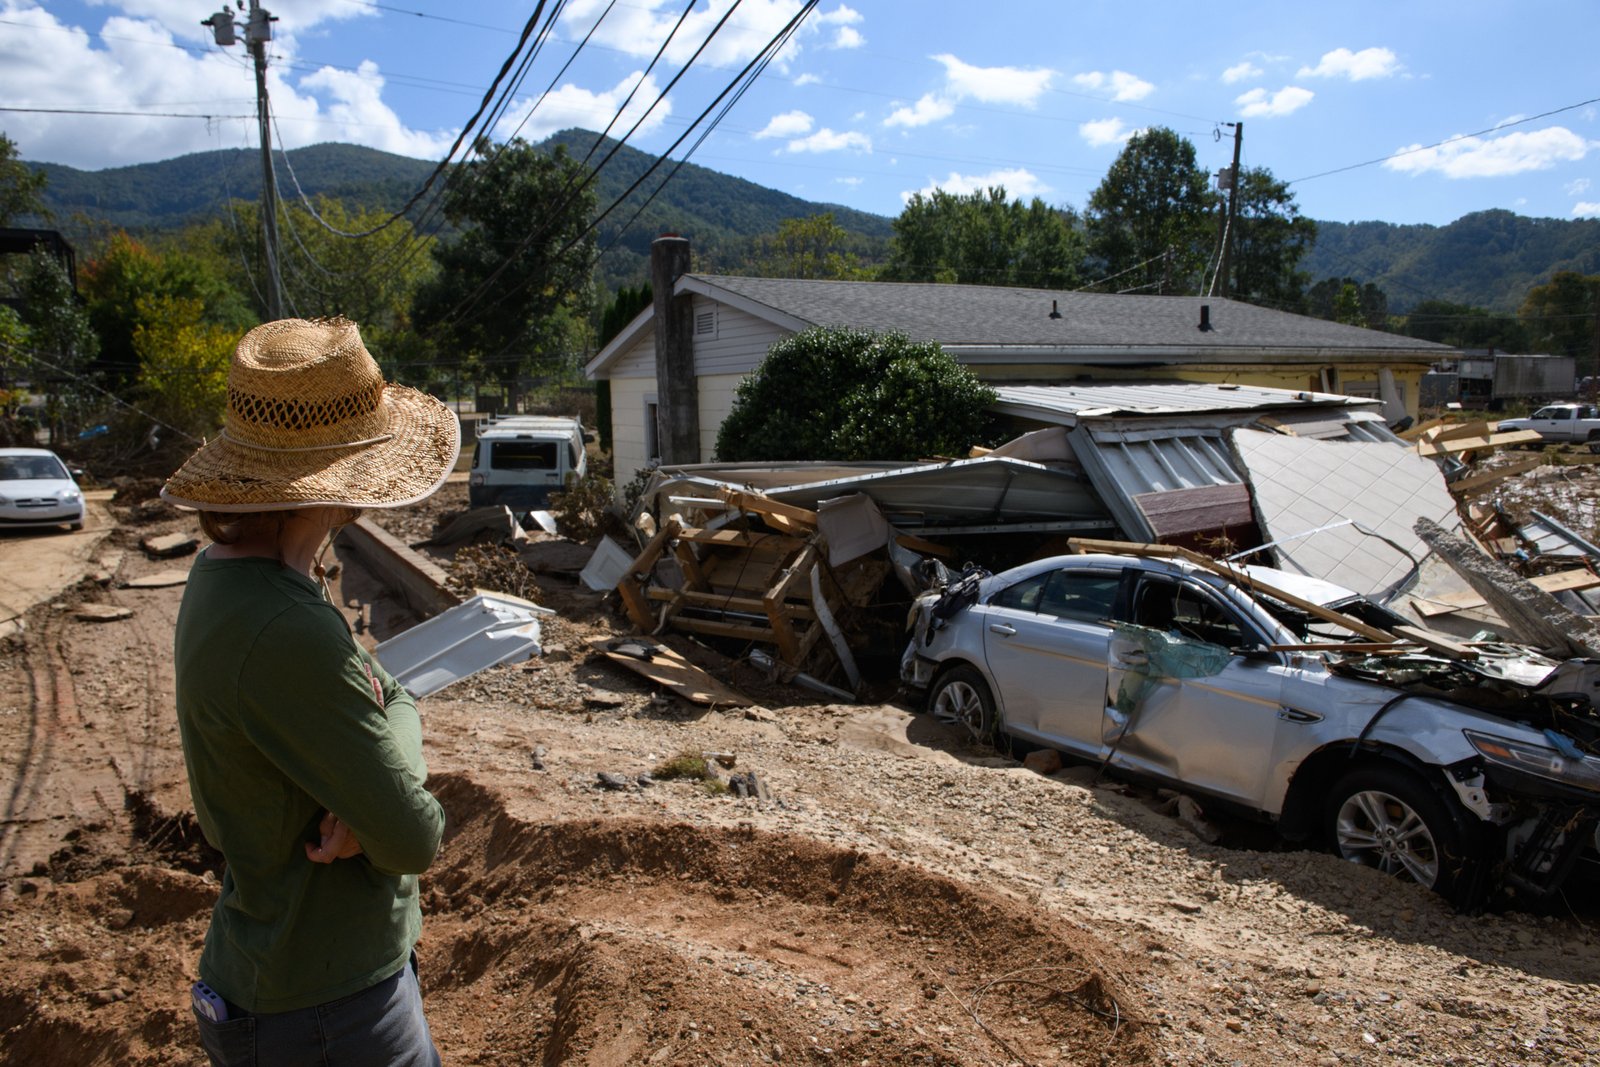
3,0,1598,226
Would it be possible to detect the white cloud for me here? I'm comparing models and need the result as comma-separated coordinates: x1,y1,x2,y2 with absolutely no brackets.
792,73,821,87
835,175,863,186
932,53,1054,106
494,71,670,143
1297,47,1401,81
884,93,954,129
559,0,850,73
832,25,863,49
1235,86,1314,118
1573,201,1600,218
1071,69,1154,103
785,128,871,153
1079,117,1138,147
0,4,455,167
753,109,814,139
1384,126,1593,179
1566,178,1592,195
1221,61,1262,84
901,167,1048,202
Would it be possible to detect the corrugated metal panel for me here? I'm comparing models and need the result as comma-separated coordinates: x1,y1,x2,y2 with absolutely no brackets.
1520,511,1600,559
1069,427,1244,542
993,382,1367,418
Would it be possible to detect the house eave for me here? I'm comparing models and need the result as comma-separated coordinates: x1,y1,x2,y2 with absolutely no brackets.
944,344,1451,365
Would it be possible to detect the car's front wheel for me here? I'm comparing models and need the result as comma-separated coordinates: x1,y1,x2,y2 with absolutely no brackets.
1325,764,1478,901
928,665,996,743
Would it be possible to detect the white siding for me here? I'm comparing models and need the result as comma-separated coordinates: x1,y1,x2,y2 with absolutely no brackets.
697,372,750,461
608,375,656,494
610,330,656,378
690,296,792,376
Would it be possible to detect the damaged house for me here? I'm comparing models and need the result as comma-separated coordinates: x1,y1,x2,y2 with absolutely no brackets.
585,235,1458,494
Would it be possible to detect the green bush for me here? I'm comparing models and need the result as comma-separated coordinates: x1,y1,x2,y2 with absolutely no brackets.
714,326,996,462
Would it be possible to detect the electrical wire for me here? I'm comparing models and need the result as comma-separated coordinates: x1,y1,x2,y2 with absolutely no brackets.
0,106,250,120
0,339,204,444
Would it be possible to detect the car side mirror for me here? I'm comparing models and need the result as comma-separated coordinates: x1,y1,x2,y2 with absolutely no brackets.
70,467,86,481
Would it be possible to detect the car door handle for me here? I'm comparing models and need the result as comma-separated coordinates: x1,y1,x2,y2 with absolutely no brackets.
1277,707,1323,724
1116,650,1149,666
988,623,1016,636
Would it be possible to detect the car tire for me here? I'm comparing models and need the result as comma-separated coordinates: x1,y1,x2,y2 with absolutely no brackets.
928,665,996,743
68,521,83,532
1325,764,1479,901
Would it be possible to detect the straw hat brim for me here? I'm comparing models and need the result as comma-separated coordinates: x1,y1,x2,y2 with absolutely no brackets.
161,385,460,512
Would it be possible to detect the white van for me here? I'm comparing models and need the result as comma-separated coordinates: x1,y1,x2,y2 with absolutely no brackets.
469,415,587,510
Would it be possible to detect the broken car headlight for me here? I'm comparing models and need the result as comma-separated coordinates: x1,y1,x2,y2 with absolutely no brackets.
1464,730,1600,793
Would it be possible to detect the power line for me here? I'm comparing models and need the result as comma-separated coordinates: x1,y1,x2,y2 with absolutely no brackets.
0,340,204,445
1289,95,1600,185
0,106,250,120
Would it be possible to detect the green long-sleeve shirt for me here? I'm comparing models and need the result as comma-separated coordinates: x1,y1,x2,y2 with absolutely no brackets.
174,552,445,1013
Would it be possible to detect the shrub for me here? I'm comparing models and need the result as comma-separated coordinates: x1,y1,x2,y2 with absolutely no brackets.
714,326,997,462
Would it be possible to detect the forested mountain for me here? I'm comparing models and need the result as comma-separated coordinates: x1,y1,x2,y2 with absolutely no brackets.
1301,211,1600,314
24,135,1595,309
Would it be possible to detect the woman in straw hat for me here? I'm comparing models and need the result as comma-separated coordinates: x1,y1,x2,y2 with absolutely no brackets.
163,318,458,1066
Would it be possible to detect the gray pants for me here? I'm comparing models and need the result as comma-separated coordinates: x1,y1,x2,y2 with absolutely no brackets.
193,958,441,1067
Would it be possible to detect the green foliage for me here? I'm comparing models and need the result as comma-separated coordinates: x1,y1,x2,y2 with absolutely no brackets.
1304,210,1600,314
1086,127,1217,294
747,212,865,279
1306,277,1389,330
412,138,597,388
131,294,234,437
0,132,48,226
1520,271,1599,364
652,752,711,780
1400,299,1528,350
715,327,996,463
16,247,99,440
81,231,252,387
1224,167,1317,308
883,188,1084,288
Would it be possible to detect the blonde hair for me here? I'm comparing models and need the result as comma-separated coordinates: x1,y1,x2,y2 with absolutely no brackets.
199,507,360,546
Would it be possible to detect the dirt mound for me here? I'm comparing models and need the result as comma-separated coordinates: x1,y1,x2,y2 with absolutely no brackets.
420,773,1157,1065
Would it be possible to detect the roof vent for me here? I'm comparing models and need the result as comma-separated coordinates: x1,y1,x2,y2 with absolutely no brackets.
1198,304,1213,331
1048,299,1062,320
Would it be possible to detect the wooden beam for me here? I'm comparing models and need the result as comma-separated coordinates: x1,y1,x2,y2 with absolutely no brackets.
1068,537,1183,558
1432,419,1493,443
643,586,818,621
1414,567,1600,616
716,487,819,528
617,517,679,629
1399,416,1449,442
1447,457,1544,496
1392,624,1479,660
1415,429,1543,457
676,527,806,551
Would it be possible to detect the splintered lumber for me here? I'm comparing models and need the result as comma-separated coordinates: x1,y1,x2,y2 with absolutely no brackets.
715,487,819,528
1267,642,1404,653
1415,516,1600,658
617,517,681,630
1432,419,1494,444
1414,567,1600,616
1392,624,1479,660
588,637,752,707
1414,429,1543,457
1066,537,1397,643
1447,457,1545,496
1399,417,1450,442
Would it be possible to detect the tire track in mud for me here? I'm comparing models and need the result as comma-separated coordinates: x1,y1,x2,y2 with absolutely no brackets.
0,613,83,875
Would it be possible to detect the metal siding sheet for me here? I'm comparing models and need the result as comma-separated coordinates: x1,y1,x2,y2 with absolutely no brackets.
993,382,1369,417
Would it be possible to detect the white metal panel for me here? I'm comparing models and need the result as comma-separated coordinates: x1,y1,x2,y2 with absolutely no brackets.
608,376,654,493
609,329,657,378
1231,428,1461,599
993,382,1370,419
375,593,553,698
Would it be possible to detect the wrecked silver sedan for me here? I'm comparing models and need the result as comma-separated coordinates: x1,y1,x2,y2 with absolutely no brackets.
901,551,1600,905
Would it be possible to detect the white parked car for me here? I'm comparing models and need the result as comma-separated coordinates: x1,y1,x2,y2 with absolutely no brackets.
901,552,1600,905
0,448,85,531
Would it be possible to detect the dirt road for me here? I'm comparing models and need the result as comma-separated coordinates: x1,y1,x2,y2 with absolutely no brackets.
0,490,114,637
1,489,1597,1066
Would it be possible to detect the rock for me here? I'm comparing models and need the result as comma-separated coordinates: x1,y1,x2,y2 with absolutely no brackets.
140,532,199,559
705,751,737,768
584,689,628,709
636,774,656,788
542,644,572,662
1176,795,1221,844
744,706,777,723
122,570,190,589
1167,898,1204,914
596,772,631,791
1022,748,1063,775
74,603,133,623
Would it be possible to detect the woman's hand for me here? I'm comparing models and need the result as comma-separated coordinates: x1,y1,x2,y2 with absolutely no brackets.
305,810,365,863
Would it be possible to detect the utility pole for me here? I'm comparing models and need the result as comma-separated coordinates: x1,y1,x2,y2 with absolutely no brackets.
203,1,283,320
1216,121,1243,299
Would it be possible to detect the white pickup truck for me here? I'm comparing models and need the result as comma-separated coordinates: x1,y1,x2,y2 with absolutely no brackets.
1498,404,1600,448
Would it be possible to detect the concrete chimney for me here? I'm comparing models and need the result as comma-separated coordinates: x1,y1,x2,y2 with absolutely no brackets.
651,234,699,465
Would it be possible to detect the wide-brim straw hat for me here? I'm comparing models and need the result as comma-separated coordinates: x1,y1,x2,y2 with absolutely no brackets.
162,317,459,512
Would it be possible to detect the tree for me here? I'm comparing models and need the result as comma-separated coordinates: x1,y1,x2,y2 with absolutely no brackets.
1086,127,1216,294
1306,276,1389,330
0,132,48,226
81,232,252,387
747,212,863,279
715,326,997,462
17,247,99,442
412,139,598,396
1223,166,1316,308
132,294,234,438
1520,271,1600,368
1401,299,1528,351
882,188,1084,289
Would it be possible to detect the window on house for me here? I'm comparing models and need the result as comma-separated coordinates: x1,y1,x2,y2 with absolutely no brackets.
645,400,660,462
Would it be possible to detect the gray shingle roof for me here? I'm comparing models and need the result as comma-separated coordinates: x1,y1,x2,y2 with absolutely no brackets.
691,275,1452,355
